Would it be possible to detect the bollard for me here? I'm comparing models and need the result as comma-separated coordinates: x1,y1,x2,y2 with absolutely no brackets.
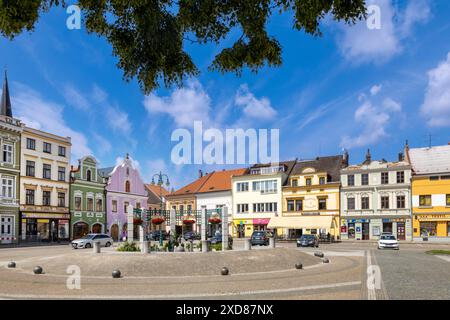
112,270,121,278
221,267,229,276
141,241,149,254
269,237,276,248
93,241,101,254
322,258,330,263
314,251,324,258
295,263,303,269
8,262,16,268
244,238,252,251
33,266,43,274
201,240,209,253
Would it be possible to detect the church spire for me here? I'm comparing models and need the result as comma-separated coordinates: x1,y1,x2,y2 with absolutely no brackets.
1,70,13,117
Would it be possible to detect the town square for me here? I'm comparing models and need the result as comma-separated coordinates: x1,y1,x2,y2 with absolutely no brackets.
1,0,450,304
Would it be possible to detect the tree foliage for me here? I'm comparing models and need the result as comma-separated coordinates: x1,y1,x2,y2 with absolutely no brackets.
0,0,367,93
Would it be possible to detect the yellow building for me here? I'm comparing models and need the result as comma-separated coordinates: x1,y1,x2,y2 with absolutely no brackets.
407,144,450,241
269,155,347,240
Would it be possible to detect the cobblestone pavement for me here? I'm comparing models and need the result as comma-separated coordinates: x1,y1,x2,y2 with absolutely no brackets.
0,241,448,299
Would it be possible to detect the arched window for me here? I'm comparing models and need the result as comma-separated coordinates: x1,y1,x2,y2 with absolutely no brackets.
125,180,131,193
86,169,91,181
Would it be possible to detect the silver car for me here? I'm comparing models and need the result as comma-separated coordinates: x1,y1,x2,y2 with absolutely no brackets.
71,233,113,249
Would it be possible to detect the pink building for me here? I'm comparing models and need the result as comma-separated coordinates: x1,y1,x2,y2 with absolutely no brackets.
99,154,147,241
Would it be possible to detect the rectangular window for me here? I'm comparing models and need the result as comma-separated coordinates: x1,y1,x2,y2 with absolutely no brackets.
42,191,51,206
291,179,298,187
124,201,129,213
237,204,249,213
58,193,65,207
381,196,390,209
43,142,52,154
419,195,432,207
347,198,355,210
361,174,369,186
26,160,35,177
75,196,82,211
347,175,355,186
253,202,277,213
26,138,35,150
1,177,13,198
87,198,94,211
237,182,249,192
253,180,277,193
112,200,117,212
43,164,51,179
179,205,184,213
96,199,103,211
397,195,405,209
135,202,141,209
58,146,66,157
26,189,35,205
396,171,405,184
318,198,327,210
305,178,312,186
361,196,369,209
447,194,450,206
2,143,13,164
296,199,303,211
319,177,325,185
381,172,389,184
287,200,295,211
58,167,65,181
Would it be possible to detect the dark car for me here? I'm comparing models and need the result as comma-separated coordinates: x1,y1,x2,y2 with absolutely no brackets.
250,231,270,246
297,234,319,247
147,231,168,241
183,231,200,241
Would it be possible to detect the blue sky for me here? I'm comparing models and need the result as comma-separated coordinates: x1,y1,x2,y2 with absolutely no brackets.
1,0,450,189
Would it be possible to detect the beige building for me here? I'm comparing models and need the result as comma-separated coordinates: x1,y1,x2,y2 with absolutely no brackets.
19,127,72,242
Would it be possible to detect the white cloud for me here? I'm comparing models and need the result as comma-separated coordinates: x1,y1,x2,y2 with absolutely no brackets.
11,83,92,160
370,84,382,96
234,84,277,120
62,84,90,110
336,0,431,64
92,133,112,156
106,105,132,135
421,52,450,127
92,84,108,104
340,88,402,149
115,155,141,171
143,79,212,127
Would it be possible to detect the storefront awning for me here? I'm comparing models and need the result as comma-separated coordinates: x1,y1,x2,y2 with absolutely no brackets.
267,216,334,229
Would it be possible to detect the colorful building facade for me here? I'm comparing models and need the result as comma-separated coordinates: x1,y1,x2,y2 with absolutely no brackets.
0,72,23,245
408,144,450,241
274,155,345,240
340,150,412,241
99,154,147,241
70,156,106,239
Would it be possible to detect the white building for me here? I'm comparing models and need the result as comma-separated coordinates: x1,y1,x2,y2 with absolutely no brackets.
340,150,412,241
19,127,72,242
231,161,296,238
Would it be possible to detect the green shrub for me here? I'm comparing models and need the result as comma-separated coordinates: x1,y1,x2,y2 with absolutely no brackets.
210,243,222,251
117,241,140,252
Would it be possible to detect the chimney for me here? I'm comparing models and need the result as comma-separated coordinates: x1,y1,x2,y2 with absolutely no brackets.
364,149,371,164
404,140,411,164
398,152,404,161
342,149,349,167
198,169,203,178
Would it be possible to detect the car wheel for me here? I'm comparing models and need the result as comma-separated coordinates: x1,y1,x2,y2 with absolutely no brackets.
85,243,92,249
105,242,111,247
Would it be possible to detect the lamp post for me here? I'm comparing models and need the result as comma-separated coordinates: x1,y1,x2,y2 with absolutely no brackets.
151,172,170,247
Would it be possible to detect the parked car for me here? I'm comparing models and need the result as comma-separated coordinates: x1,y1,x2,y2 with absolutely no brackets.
72,233,113,249
297,234,319,248
147,231,168,241
378,234,399,250
183,231,200,241
250,231,270,246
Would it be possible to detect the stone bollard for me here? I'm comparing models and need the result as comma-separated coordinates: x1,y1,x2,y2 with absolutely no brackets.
201,240,209,253
244,238,252,251
8,262,16,268
269,237,276,248
314,251,324,258
141,241,149,254
93,241,101,254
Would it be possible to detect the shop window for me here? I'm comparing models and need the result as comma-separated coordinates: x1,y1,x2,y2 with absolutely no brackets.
420,222,437,237
419,195,432,207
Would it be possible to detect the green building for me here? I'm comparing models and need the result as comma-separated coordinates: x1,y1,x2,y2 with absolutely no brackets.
0,71,23,245
70,156,106,239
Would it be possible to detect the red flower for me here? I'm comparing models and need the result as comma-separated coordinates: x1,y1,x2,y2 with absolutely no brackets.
151,216,165,225
133,218,143,225
208,217,221,224
183,219,195,225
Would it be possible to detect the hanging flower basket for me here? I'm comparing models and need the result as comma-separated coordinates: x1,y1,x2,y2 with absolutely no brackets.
133,218,142,225
182,215,195,225
208,217,221,224
151,216,165,225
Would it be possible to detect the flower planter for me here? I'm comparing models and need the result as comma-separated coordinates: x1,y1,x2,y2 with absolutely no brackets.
151,216,165,225
208,218,221,224
133,218,142,225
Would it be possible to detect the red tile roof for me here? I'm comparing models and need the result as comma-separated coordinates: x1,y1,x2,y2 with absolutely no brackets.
197,168,247,193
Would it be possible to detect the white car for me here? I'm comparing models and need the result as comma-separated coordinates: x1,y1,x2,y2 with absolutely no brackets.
378,234,399,250
71,233,113,249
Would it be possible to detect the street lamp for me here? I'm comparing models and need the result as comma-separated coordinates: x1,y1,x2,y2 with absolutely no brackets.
151,171,170,246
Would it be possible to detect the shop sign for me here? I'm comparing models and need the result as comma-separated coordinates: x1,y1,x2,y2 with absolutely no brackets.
37,219,49,223
22,213,70,219
253,218,270,225
341,226,347,233
382,218,405,223
416,214,450,221
348,219,369,223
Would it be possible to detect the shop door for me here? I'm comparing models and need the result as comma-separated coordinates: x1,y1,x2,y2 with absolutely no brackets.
26,219,38,240
0,216,14,244
383,222,393,233
397,223,405,240
362,223,370,240
237,224,245,238
348,223,355,239
73,222,89,240
92,223,102,234
110,224,119,241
